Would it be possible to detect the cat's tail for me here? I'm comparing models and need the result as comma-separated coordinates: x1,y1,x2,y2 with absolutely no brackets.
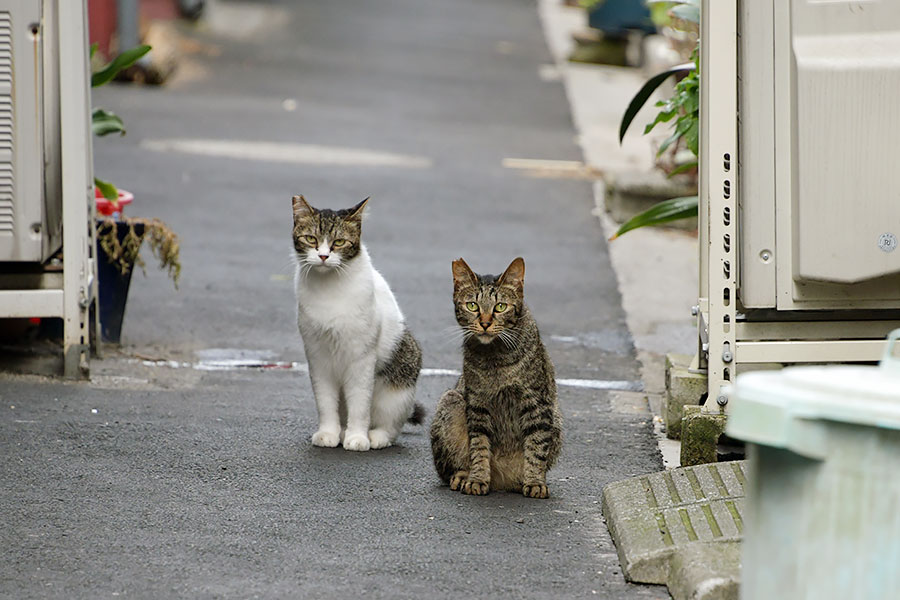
408,403,426,425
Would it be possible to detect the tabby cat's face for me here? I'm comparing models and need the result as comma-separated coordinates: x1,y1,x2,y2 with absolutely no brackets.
452,257,526,345
292,195,368,271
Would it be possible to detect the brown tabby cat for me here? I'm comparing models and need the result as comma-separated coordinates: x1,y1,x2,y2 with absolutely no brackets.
430,257,562,498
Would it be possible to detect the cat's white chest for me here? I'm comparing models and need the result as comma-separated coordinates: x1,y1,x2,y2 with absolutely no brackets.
296,272,374,336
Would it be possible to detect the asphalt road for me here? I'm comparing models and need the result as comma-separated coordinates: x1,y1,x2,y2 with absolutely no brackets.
0,0,666,597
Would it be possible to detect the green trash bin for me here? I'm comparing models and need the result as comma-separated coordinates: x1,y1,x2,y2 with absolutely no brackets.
726,330,900,600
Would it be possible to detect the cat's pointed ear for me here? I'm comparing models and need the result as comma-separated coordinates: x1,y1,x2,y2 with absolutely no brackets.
292,195,315,219
452,258,477,289
498,257,525,291
345,197,370,222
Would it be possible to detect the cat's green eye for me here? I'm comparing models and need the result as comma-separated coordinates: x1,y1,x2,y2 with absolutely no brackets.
332,239,347,248
465,302,479,312
494,303,508,313
302,235,317,246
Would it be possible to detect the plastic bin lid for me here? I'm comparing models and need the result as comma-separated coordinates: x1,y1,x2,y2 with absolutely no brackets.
725,329,900,460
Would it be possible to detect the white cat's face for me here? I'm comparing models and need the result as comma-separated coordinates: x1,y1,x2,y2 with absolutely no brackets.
298,237,347,271
291,195,367,273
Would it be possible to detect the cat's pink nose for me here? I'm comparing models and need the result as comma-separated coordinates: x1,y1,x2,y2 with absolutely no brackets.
479,321,491,330
318,254,329,262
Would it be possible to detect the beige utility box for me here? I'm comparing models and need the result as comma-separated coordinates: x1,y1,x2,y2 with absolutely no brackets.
698,0,900,411
740,0,900,309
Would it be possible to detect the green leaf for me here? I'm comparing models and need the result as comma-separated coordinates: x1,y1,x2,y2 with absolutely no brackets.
91,108,126,136
657,115,693,156
94,177,119,202
610,196,698,240
682,119,700,155
671,4,700,24
91,44,151,88
643,109,676,135
90,42,98,59
668,161,698,177
619,63,694,144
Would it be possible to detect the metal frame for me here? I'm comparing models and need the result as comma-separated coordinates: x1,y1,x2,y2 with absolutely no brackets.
700,0,738,411
697,0,900,411
0,0,96,377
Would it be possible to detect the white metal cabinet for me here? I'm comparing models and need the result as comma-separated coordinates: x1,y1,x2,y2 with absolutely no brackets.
0,0,95,377
699,0,900,411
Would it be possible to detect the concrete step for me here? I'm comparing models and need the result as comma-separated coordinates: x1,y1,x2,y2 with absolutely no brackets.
602,461,746,599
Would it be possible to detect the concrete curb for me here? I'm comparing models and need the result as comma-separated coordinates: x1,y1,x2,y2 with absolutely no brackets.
601,462,746,596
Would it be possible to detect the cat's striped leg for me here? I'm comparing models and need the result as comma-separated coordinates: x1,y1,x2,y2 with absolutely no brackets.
430,388,469,488
462,399,492,496
519,389,558,499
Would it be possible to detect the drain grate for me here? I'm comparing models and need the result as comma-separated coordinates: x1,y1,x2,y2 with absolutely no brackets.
601,460,746,584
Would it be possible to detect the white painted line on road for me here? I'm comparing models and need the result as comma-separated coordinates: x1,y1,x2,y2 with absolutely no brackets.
420,368,460,377
140,138,433,169
557,378,643,392
130,357,641,391
502,157,586,171
501,157,604,179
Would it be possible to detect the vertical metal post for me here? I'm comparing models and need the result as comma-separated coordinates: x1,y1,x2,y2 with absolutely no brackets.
58,0,95,378
701,0,738,411
116,0,139,54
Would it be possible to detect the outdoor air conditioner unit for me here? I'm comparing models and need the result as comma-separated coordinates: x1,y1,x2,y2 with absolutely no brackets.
0,0,63,262
698,0,900,410
0,0,95,377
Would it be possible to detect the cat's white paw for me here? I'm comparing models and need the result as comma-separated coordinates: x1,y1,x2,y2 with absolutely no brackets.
311,429,341,448
368,428,393,449
342,431,371,451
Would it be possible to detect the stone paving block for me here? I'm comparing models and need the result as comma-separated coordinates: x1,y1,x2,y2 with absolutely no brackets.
681,409,727,466
667,540,740,600
601,461,746,586
665,354,708,440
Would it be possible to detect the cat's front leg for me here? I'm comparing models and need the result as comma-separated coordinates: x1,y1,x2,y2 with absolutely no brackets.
341,354,377,451
462,400,492,495
308,360,342,448
520,389,555,499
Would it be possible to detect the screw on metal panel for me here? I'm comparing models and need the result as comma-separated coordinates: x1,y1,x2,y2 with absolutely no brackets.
691,305,699,316
716,395,728,407
722,351,733,363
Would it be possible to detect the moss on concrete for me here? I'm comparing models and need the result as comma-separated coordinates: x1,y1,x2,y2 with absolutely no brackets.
681,410,727,466
665,354,707,440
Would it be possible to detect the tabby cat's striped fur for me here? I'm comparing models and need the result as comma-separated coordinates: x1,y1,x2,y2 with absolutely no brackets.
430,257,562,498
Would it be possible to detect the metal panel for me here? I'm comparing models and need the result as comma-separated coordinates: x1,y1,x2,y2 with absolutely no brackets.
702,0,738,412
58,0,94,377
0,288,62,316
737,320,900,342
791,1,900,285
736,340,884,364
0,1,43,261
737,0,777,308
40,0,62,259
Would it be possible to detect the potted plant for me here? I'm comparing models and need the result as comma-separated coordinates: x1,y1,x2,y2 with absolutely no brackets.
91,44,181,343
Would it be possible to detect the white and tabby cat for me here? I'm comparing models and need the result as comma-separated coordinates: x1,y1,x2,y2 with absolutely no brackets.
292,195,423,451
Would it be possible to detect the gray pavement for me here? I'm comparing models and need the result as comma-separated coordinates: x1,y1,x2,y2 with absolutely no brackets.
1,0,666,597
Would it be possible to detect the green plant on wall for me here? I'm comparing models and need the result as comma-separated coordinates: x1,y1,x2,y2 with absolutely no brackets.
91,44,181,287
612,0,700,239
